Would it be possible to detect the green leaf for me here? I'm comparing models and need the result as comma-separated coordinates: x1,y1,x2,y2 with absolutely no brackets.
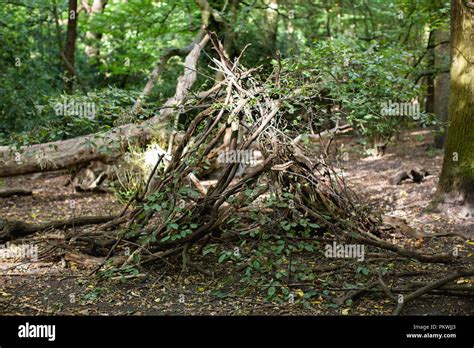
356,266,370,276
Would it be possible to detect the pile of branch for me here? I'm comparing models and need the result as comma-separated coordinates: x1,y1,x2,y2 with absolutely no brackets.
55,35,458,278
3,35,468,316
0,21,469,316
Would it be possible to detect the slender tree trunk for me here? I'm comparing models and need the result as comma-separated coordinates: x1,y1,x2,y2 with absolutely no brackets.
325,4,331,38
84,0,108,58
425,30,435,116
436,0,474,213
264,0,279,58
433,28,451,149
214,0,238,82
426,27,450,150
64,0,78,94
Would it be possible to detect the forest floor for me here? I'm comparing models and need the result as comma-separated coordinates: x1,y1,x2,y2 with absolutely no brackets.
0,128,473,316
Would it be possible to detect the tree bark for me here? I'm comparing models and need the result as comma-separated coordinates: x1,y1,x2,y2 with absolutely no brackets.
436,0,474,212
64,0,78,94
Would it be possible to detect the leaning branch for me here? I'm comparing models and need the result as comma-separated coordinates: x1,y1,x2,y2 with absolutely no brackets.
132,0,221,113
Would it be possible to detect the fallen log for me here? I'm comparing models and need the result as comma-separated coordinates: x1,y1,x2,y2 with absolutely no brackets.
0,215,116,243
64,251,106,267
0,107,168,179
63,251,129,268
0,188,32,198
388,168,430,185
388,170,410,185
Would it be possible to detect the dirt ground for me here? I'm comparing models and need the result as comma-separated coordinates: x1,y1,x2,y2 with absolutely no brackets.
0,128,472,315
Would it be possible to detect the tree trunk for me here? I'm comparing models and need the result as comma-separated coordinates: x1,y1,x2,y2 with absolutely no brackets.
426,0,451,150
64,0,78,94
436,0,474,214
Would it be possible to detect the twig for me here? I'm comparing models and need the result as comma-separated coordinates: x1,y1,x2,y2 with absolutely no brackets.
378,270,396,300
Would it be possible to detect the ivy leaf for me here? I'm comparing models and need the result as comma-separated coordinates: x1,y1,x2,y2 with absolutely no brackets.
218,254,227,263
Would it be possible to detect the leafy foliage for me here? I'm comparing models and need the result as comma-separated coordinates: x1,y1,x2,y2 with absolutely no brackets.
277,38,431,139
